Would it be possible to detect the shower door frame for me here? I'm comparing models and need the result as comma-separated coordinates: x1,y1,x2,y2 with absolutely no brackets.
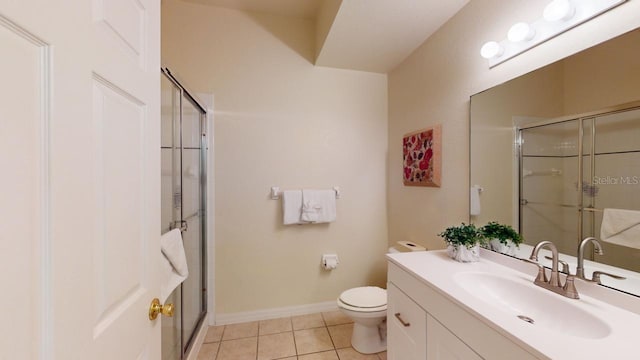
161,67,208,359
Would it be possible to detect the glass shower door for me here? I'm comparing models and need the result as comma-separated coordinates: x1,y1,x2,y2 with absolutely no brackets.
179,95,207,352
161,69,207,359
161,73,183,360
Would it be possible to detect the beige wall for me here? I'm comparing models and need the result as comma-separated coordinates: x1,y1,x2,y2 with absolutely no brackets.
388,0,640,252
162,0,389,315
563,28,640,114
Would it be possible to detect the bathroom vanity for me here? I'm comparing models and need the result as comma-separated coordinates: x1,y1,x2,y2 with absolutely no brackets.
386,249,640,360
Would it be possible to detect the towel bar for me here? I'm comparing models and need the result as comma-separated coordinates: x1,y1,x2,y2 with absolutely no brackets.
271,186,341,200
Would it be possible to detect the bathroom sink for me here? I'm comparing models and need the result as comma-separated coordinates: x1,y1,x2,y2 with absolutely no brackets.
454,272,611,339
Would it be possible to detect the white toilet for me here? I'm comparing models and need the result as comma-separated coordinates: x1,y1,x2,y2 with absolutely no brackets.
337,286,388,354
337,242,426,354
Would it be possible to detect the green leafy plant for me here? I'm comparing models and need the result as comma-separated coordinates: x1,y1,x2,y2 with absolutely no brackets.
480,221,523,246
438,223,484,249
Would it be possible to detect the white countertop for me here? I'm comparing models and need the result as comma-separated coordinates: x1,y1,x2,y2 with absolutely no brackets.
387,249,640,360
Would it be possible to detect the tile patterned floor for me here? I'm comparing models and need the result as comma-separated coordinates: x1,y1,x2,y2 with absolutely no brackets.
197,311,387,360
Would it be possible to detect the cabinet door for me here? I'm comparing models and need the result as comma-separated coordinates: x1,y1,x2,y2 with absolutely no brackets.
387,283,427,360
427,314,482,360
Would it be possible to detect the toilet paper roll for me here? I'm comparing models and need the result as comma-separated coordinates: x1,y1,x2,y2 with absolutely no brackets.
323,257,338,269
322,254,339,270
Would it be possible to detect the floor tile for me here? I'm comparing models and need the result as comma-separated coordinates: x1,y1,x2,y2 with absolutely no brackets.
257,332,296,360
377,351,387,360
298,350,339,360
259,317,292,335
292,313,325,330
222,321,259,340
327,324,353,349
217,337,258,360
205,325,225,343
336,348,379,360
196,342,219,360
321,311,352,326
294,328,334,355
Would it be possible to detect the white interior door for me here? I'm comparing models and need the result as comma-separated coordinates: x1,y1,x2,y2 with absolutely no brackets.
0,0,161,359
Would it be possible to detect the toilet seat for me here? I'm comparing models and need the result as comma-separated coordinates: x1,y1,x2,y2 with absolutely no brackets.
338,286,387,312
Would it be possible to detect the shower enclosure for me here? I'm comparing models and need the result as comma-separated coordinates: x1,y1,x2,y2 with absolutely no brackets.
519,105,640,273
161,68,208,360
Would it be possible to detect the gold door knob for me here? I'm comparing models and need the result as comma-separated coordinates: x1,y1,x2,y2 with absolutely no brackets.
149,298,174,320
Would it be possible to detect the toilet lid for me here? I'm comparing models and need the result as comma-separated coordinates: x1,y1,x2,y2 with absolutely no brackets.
339,286,387,308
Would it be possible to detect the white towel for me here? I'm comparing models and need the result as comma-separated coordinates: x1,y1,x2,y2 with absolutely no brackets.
282,190,304,225
601,208,640,249
301,189,322,222
160,229,189,302
301,189,336,223
470,185,482,216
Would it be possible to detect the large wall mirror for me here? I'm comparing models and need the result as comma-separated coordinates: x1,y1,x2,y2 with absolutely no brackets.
470,28,640,296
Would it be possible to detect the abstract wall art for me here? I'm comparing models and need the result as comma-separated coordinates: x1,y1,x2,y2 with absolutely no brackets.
402,125,441,187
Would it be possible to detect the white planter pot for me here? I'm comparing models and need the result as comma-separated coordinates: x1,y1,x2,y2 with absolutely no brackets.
446,244,480,263
489,239,517,256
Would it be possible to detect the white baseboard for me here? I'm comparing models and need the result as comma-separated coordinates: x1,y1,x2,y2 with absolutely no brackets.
213,301,339,325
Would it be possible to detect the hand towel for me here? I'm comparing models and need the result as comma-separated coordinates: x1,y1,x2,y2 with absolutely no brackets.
301,189,322,222
301,189,336,223
601,208,640,249
160,228,189,302
470,185,482,216
282,190,303,225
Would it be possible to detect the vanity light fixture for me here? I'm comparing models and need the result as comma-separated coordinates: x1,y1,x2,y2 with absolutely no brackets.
507,22,536,42
480,0,626,67
480,41,504,59
543,0,575,22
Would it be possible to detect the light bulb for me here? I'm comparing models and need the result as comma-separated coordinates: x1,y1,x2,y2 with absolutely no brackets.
508,22,536,42
543,0,575,22
480,41,504,59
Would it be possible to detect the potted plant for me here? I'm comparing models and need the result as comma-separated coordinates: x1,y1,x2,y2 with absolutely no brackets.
438,223,484,262
480,221,523,256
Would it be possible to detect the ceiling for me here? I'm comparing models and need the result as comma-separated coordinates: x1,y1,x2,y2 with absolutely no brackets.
184,0,470,73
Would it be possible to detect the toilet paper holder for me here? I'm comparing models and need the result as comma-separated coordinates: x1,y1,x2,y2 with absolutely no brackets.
321,254,339,270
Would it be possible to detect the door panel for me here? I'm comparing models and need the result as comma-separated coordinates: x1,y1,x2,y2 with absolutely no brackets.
0,14,48,359
94,0,148,68
92,78,147,337
0,0,160,358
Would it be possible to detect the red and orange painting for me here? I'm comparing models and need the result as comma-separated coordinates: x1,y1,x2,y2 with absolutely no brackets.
402,125,441,187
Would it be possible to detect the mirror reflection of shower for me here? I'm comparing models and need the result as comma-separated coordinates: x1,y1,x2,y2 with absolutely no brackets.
518,107,640,273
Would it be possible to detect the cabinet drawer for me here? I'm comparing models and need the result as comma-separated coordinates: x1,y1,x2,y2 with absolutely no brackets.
387,283,427,360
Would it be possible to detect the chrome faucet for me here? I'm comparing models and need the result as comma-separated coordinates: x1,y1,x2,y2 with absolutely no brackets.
576,237,626,284
526,240,579,299
576,237,604,280
529,241,560,287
